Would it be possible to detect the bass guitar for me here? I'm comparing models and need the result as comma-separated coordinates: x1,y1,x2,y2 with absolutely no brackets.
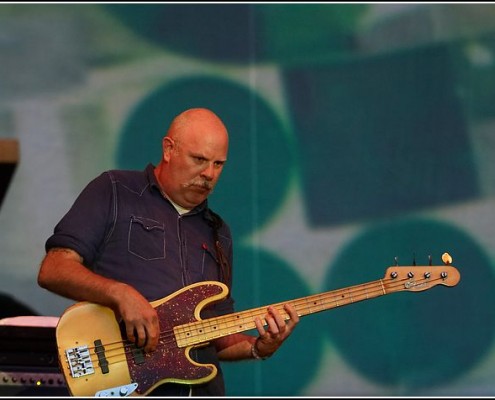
55,253,460,396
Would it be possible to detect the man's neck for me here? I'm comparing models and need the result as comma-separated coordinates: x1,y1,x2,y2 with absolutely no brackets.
153,164,192,214
167,196,191,215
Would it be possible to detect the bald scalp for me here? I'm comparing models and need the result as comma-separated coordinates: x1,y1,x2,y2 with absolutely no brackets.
167,108,228,143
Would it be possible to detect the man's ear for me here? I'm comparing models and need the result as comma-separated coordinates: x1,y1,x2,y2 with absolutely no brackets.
162,136,174,162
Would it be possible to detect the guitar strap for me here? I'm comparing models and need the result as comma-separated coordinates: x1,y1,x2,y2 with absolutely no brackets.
205,209,232,294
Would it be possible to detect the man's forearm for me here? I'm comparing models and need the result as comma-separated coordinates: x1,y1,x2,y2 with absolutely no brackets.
215,333,257,361
38,248,128,309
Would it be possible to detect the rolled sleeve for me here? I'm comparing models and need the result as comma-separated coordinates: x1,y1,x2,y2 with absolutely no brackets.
45,172,113,266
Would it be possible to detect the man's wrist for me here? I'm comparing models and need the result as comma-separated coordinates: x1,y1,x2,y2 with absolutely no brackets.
251,337,270,360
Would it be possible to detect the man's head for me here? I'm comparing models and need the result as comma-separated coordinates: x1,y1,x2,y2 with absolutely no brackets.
154,108,229,209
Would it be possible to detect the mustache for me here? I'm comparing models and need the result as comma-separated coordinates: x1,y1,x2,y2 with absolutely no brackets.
185,180,213,190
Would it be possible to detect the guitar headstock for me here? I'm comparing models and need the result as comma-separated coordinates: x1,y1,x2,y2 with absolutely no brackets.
383,252,461,293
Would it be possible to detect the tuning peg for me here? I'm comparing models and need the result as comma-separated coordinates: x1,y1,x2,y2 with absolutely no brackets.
394,256,399,266
428,255,432,266
412,253,416,266
442,252,453,265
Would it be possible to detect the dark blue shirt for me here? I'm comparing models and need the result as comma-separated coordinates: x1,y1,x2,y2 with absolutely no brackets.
45,163,235,396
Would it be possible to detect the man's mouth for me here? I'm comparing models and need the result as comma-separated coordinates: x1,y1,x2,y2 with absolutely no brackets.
189,182,212,192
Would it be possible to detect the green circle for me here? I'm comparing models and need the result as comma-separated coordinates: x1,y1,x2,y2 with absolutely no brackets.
115,76,295,238
103,4,367,65
222,244,324,396
322,217,495,392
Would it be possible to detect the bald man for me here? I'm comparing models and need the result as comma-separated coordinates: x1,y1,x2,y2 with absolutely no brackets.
38,108,299,396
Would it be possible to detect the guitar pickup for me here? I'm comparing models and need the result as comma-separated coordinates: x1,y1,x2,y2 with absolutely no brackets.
130,344,145,365
94,339,109,374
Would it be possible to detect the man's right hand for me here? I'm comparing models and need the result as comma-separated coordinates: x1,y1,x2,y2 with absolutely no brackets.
112,283,160,353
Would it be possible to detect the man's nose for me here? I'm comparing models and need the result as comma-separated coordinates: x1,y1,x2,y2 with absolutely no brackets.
201,163,215,180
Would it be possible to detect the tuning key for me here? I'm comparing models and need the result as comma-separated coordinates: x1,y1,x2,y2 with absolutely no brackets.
442,252,453,265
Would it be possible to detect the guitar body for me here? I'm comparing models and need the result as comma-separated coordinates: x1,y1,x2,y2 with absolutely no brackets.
56,281,229,396
56,302,131,396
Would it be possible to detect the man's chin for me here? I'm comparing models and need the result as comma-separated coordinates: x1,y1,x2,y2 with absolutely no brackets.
186,192,209,207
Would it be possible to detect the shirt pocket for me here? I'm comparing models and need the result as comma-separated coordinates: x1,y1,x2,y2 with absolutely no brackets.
128,215,166,260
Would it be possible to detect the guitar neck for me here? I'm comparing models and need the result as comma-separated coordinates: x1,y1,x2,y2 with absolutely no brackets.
174,278,387,347
174,264,460,348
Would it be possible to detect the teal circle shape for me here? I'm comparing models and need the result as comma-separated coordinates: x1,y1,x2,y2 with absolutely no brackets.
322,217,495,392
222,244,324,396
115,76,295,238
103,4,367,64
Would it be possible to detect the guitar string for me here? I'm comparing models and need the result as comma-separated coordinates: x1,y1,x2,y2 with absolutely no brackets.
172,274,448,345
64,273,449,374
65,274,445,372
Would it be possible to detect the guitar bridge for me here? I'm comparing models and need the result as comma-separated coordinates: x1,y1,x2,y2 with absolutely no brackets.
65,345,95,378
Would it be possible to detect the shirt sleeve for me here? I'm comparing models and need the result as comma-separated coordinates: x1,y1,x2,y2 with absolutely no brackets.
45,172,114,267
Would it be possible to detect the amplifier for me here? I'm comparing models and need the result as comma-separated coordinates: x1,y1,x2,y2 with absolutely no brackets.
0,369,68,396
0,316,69,396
